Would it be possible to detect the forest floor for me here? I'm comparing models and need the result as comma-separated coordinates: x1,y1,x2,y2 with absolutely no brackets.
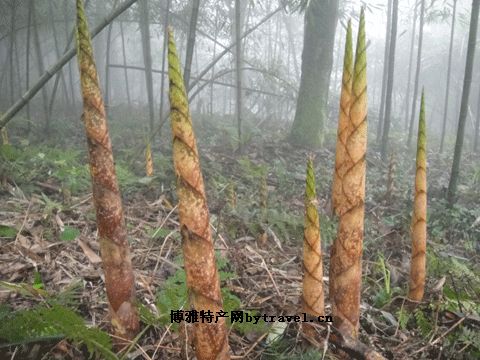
0,112,479,359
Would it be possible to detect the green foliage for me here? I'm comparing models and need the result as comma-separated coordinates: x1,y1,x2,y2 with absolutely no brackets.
0,225,17,239
429,199,480,242
319,215,337,246
59,226,81,242
414,308,432,338
155,258,188,327
396,308,410,330
455,327,480,356
262,336,324,360
0,144,157,196
155,253,266,334
33,271,44,290
0,144,21,161
237,157,268,182
0,145,90,194
373,254,401,308
0,304,116,359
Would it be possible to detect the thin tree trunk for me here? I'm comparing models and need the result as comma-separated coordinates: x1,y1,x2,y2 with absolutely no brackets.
139,0,155,133
447,0,479,206
13,26,22,102
47,0,72,118
376,0,393,143
64,0,77,111
332,29,343,96
49,0,91,123
188,6,282,93
209,7,219,115
184,0,200,89
407,0,426,148
158,0,171,127
404,1,418,130
284,15,300,80
97,4,284,144
119,21,131,107
475,85,480,152
108,64,284,98
439,0,457,153
380,0,399,160
9,0,16,106
32,2,51,135
235,0,243,153
104,18,115,117
93,1,107,81
26,0,32,132
0,0,139,130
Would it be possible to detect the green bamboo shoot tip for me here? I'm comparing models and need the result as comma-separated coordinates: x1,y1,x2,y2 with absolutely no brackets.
306,158,316,202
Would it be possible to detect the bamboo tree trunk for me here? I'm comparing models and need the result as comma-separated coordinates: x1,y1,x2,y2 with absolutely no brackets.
283,15,300,80
119,21,131,108
380,0,399,160
105,16,115,117
139,0,155,133
330,10,367,339
447,0,479,206
64,0,77,111
209,7,219,115
32,2,51,136
407,0,426,149
94,1,107,81
50,0,91,124
9,1,16,106
188,6,282,93
50,0,71,107
13,27,22,102
332,29,343,96
158,0,171,125
26,0,32,132
47,0,72,118
235,0,243,153
376,0,392,143
475,85,480,152
439,0,457,154
167,29,230,360
408,91,427,302
404,2,418,130
184,0,200,89
75,0,139,340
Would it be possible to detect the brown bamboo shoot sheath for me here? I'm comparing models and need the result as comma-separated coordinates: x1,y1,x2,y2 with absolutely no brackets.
408,91,427,302
168,28,230,360
75,0,139,340
329,9,368,339
332,20,354,217
302,158,324,317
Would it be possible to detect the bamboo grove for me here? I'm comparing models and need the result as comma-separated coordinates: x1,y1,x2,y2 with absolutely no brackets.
67,5,436,358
